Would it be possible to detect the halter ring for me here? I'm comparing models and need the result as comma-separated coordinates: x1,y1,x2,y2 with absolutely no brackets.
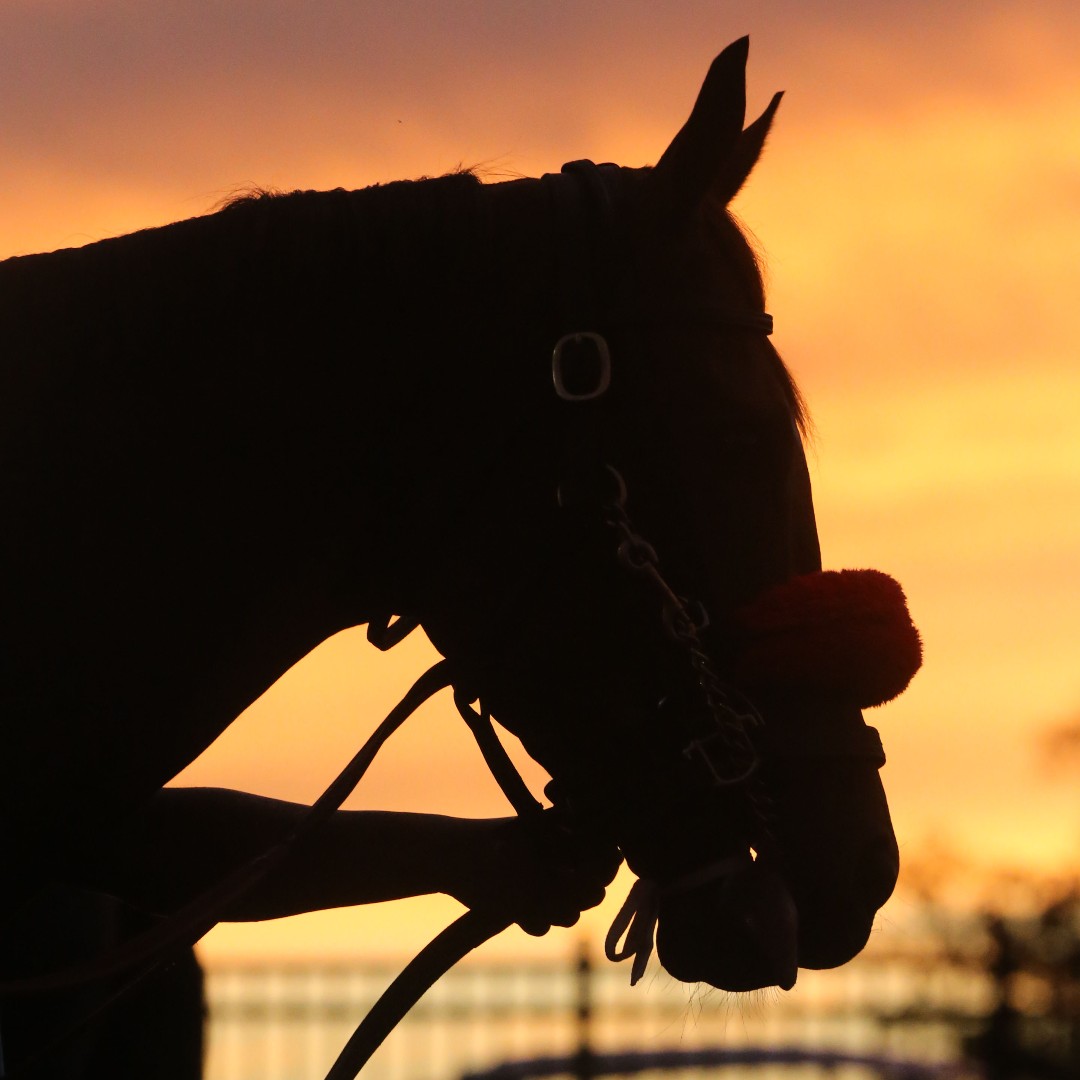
683,731,761,788
552,331,611,401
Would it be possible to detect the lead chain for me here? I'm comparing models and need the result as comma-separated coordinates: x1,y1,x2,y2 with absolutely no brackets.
597,468,780,851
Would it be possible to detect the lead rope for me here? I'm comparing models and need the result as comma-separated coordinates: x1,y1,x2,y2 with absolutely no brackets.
2,649,548,1080
604,880,659,987
322,690,550,1080
323,909,512,1080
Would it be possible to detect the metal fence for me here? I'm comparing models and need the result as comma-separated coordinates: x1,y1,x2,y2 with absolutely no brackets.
202,941,992,1080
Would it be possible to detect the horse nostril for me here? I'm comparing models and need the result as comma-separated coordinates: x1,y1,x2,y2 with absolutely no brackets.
859,837,899,912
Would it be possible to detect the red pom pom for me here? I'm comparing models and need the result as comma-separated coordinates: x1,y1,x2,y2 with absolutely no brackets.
730,569,922,709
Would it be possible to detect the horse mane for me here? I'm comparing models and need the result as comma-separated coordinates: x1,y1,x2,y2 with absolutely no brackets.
213,169,810,439
1,163,806,447
215,168,482,216
211,171,485,278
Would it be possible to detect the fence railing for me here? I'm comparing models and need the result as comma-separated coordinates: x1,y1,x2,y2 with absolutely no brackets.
202,941,995,1080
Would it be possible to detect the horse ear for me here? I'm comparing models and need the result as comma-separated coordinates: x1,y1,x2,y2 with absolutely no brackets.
714,90,784,206
650,38,782,216
652,38,749,212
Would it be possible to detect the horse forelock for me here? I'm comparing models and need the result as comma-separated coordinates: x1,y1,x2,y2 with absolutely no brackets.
701,196,811,440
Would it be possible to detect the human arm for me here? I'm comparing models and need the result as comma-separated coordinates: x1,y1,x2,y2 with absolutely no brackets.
79,787,620,934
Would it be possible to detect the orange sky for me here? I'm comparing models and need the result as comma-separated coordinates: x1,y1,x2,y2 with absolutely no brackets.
3,2,1079,967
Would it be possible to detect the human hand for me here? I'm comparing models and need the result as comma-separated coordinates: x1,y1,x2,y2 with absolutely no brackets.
444,811,621,936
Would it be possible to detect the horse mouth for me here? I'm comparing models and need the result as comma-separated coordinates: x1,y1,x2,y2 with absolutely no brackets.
656,859,799,992
653,855,888,992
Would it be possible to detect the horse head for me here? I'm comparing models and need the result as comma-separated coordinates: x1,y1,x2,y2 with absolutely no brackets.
405,38,920,993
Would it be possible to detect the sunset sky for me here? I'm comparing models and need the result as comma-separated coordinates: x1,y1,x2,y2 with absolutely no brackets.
3,1,1079,970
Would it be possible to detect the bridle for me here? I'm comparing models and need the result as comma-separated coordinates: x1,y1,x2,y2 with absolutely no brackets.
543,160,782,811
538,160,890,986
438,158,767,988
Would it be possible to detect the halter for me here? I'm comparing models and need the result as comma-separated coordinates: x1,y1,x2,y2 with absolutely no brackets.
538,161,903,988
543,160,782,800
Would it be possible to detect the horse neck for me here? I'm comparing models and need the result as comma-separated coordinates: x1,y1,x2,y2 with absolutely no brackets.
304,175,566,629
0,173,560,650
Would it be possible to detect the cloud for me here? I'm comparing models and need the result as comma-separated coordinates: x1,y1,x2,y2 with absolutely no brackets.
4,1,1077,190
2,0,1076,262
1042,717,1080,771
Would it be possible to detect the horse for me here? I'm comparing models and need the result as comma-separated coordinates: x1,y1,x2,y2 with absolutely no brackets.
0,37,920,1077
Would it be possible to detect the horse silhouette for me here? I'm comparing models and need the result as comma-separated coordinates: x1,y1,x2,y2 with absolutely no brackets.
0,38,920,1077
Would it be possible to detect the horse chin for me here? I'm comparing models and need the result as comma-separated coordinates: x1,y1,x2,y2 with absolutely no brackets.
789,831,899,970
797,923,874,971
794,899,879,971
656,861,799,992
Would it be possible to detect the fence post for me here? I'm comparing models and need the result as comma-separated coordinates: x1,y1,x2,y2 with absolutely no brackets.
574,940,593,1080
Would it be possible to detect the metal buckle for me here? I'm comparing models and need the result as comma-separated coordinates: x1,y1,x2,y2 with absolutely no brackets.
683,729,761,788
552,332,611,401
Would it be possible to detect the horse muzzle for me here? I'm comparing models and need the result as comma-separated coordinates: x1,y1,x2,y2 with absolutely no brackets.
655,856,799,991
784,822,899,970
650,827,897,992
